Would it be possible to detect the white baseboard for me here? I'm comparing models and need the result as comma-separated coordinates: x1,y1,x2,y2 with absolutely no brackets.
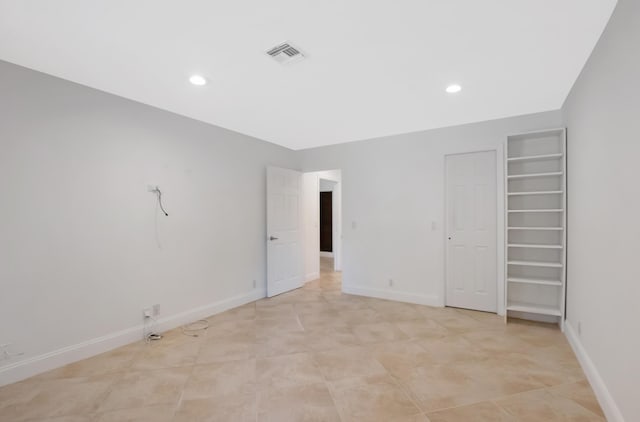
0,288,266,387
305,272,320,282
319,251,333,258
342,284,441,307
564,321,625,422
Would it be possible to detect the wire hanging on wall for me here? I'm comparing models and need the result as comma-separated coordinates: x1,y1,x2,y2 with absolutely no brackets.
150,186,169,216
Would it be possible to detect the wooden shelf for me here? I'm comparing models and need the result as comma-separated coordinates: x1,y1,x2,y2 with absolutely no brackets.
508,209,563,213
508,243,563,249
508,277,562,286
506,127,566,328
507,153,563,162
508,190,563,196
507,301,562,316
508,260,563,268
508,226,563,231
507,171,563,179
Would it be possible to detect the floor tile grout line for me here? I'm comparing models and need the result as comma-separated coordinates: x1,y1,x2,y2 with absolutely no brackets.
88,366,196,416
381,363,428,418
323,379,347,422
88,367,127,415
171,361,198,418
488,381,607,420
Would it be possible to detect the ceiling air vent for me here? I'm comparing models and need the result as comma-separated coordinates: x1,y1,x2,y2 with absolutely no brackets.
266,42,305,64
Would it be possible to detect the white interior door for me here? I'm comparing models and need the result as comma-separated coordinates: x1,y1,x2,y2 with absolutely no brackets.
267,166,304,297
445,151,497,312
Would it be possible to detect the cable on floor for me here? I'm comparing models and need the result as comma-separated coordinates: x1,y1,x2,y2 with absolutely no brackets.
182,319,209,337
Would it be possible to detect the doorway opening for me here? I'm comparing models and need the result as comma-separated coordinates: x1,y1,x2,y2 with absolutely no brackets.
320,180,336,259
317,255,341,291
302,170,342,283
266,167,342,298
266,167,305,297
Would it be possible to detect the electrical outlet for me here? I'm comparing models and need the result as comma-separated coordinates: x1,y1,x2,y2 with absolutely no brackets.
388,279,394,287
252,280,257,288
577,321,582,336
152,304,161,317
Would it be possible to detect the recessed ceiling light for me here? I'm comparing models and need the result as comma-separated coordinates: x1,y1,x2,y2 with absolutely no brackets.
189,75,207,86
446,84,462,93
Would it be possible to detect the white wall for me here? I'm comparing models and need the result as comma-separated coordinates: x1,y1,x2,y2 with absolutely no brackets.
302,170,342,279
0,60,297,385
319,179,335,192
299,111,562,307
562,0,639,420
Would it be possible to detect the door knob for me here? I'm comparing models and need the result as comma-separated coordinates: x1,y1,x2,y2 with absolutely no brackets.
270,236,279,241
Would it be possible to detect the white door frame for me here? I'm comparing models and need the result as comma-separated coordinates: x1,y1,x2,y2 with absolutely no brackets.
302,170,342,282
318,177,341,272
443,146,505,316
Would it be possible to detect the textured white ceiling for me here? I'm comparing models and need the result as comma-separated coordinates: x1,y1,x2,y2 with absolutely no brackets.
0,0,617,149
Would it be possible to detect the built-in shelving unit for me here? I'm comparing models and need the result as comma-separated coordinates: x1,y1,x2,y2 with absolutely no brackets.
505,128,567,329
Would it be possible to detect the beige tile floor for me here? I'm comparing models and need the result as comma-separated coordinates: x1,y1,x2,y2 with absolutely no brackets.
0,258,605,421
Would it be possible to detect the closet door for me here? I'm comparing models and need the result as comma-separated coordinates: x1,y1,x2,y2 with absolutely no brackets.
445,150,497,313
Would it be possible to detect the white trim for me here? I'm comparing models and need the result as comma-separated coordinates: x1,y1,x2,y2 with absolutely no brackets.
0,288,266,387
319,251,334,258
343,284,441,307
507,310,561,324
565,322,625,422
560,129,567,331
505,127,567,139
443,147,504,315
305,272,320,282
317,172,342,272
